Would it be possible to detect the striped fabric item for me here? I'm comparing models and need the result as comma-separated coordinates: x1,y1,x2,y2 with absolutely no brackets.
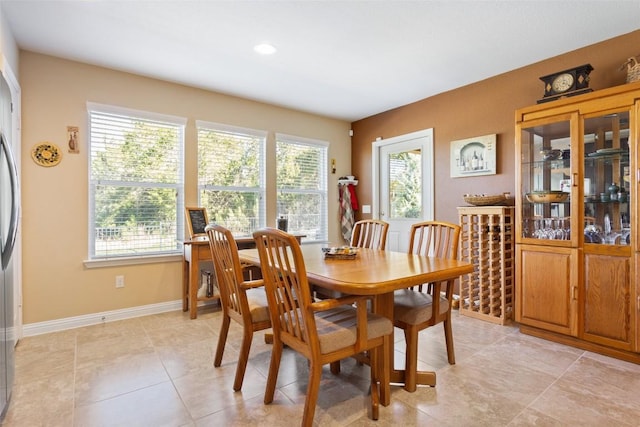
340,184,354,242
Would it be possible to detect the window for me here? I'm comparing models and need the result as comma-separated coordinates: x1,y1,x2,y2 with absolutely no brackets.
196,121,266,236
276,134,328,242
88,103,185,259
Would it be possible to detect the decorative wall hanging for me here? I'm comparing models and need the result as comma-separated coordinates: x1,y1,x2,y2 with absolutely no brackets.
67,126,79,153
31,142,62,167
450,134,496,178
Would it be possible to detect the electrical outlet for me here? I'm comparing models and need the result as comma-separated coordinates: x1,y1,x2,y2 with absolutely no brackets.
115,275,125,288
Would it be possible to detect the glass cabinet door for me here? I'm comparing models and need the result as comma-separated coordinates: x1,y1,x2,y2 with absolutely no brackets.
583,110,631,246
518,116,576,244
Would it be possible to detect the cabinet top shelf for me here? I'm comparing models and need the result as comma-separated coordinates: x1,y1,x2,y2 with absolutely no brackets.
585,152,629,160
522,152,629,168
516,80,640,119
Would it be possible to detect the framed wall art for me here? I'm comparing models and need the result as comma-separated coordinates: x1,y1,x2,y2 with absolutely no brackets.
450,134,497,178
67,125,79,153
185,206,209,238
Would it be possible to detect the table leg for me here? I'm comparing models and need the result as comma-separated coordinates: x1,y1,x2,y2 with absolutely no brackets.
184,243,200,319
182,254,189,312
189,253,199,319
389,368,436,387
375,291,437,393
375,292,393,406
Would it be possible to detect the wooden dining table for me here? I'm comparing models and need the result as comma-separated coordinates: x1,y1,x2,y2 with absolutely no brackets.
238,243,474,405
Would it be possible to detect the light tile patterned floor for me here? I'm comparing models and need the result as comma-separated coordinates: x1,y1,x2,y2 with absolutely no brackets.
2,307,639,426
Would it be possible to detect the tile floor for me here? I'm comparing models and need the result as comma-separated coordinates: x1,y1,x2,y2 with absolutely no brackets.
2,306,639,426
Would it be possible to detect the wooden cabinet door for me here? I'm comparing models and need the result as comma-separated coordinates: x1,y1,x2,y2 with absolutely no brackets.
582,249,634,351
637,253,640,354
516,244,578,336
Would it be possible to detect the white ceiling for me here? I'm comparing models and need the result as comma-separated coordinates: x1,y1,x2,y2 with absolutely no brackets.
2,1,640,121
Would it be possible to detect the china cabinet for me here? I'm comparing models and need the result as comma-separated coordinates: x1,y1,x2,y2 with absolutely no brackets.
515,82,640,363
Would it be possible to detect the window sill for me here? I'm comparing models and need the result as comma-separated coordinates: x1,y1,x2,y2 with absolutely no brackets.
83,254,182,269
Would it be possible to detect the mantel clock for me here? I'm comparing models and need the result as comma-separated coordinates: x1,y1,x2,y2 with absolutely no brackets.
538,64,593,103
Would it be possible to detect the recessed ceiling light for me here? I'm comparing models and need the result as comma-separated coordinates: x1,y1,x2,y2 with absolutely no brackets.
254,43,277,55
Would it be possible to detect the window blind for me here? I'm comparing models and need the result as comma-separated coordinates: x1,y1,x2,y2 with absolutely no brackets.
88,103,185,258
276,134,328,242
196,121,266,236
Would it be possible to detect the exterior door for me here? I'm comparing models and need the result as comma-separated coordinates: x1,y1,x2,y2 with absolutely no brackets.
373,129,433,252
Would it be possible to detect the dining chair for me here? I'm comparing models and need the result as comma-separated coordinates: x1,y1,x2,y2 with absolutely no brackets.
315,219,390,302
347,219,389,365
252,227,393,426
393,220,461,392
205,224,271,392
350,219,389,250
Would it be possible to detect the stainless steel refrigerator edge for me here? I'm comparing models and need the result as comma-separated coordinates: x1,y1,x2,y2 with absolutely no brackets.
0,72,18,418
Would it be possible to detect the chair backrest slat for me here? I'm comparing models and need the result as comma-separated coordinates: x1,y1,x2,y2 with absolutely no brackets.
409,221,460,260
350,219,389,250
207,224,250,319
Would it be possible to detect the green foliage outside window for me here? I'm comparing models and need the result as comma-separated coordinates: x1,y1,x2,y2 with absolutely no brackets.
389,151,422,219
276,139,327,241
197,128,264,235
90,111,183,257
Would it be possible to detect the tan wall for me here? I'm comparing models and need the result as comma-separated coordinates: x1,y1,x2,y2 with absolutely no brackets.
351,30,640,225
20,52,351,324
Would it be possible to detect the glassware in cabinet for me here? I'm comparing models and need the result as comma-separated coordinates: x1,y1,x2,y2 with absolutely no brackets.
583,111,631,246
518,118,574,243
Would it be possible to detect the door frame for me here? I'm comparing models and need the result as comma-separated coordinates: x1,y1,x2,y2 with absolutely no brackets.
372,129,434,247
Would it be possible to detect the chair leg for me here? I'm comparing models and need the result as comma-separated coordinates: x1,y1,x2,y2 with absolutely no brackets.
330,361,340,374
264,332,273,344
302,360,322,427
370,375,380,421
403,325,418,392
264,340,283,404
353,350,369,366
233,327,254,391
443,317,456,365
380,335,391,406
368,345,380,420
214,314,231,367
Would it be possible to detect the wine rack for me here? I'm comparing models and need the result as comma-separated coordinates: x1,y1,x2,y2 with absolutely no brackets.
458,206,514,325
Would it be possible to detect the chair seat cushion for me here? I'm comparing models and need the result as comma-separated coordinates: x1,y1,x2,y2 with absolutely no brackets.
312,284,344,300
245,287,271,323
393,289,449,325
314,306,392,354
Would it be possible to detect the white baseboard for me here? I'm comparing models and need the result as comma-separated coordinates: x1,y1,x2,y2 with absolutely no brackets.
21,299,216,337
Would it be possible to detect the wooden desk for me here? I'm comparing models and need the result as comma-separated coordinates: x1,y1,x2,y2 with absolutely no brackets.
238,243,474,403
182,234,304,319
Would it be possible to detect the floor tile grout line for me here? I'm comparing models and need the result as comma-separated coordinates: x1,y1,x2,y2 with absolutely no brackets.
507,349,587,426
145,313,199,424
7,310,639,426
71,330,78,427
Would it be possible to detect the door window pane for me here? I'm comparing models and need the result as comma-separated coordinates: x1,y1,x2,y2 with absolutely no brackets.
389,149,422,219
